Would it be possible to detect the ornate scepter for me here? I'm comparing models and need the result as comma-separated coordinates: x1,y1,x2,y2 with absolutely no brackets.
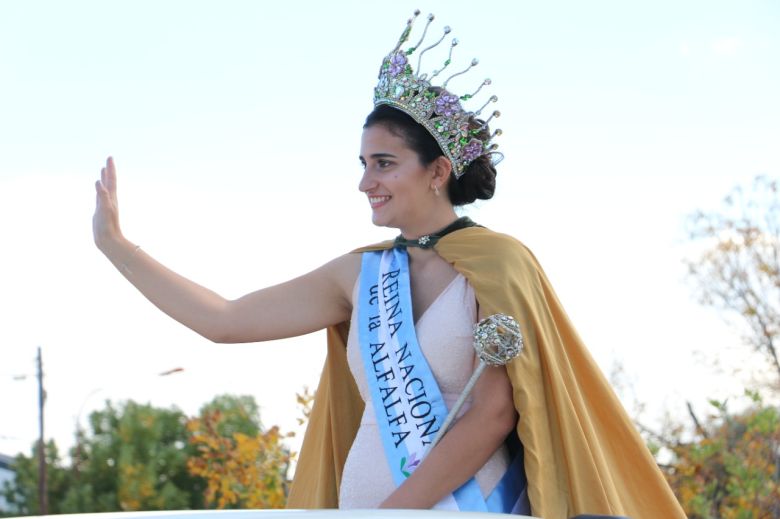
428,313,524,450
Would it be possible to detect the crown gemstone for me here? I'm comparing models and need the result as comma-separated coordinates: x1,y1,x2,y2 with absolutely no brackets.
462,139,484,162
434,93,461,117
389,53,408,76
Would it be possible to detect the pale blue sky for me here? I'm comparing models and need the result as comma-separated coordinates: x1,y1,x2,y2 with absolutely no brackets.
1,1,779,458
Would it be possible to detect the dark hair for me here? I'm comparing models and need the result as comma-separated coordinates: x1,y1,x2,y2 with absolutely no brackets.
363,104,497,206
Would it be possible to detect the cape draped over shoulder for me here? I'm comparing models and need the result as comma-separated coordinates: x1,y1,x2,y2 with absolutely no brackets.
287,227,685,519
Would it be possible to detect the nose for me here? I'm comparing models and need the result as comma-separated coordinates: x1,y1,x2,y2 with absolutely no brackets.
358,167,375,194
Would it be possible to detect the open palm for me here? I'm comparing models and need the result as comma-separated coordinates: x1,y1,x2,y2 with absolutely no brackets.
93,156,123,249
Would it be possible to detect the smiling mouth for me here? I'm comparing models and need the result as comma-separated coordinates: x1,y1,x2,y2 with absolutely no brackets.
369,196,391,208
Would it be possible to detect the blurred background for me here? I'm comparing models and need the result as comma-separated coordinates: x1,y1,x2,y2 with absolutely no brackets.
1,0,779,515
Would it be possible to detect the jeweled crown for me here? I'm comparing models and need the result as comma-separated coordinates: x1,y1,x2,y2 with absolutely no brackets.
374,11,502,179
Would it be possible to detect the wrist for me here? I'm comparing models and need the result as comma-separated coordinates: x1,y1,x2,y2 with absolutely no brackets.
101,236,137,267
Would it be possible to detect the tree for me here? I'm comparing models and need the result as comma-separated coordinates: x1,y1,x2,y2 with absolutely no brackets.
1,441,70,516
64,400,205,512
186,394,292,509
656,176,780,517
664,393,780,518
1,400,204,515
686,176,780,385
2,394,308,515
198,394,262,438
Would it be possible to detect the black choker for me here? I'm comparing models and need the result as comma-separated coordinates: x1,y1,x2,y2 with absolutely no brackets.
394,217,480,249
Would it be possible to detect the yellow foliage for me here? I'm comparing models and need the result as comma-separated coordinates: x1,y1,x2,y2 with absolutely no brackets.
186,410,293,509
118,462,156,511
295,387,314,426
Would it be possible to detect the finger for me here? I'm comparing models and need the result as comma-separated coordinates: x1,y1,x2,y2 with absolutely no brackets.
95,179,109,200
105,156,117,196
95,180,105,207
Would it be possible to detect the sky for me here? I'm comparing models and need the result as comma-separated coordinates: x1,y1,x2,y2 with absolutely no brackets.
1,0,779,462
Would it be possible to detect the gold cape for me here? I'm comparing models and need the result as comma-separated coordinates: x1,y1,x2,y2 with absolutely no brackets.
287,227,684,519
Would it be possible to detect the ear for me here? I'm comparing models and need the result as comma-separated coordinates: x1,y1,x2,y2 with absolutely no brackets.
430,155,453,187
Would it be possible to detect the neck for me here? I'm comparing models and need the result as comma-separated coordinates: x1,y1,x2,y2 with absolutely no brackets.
399,209,459,240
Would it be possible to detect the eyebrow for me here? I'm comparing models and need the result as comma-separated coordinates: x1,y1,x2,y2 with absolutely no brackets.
359,152,398,161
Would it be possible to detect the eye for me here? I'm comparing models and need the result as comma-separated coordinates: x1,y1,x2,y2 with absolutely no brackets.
377,159,393,169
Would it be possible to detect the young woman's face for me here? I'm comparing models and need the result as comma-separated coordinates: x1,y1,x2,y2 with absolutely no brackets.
359,124,434,230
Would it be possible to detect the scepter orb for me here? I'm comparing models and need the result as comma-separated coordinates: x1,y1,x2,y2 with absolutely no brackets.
474,313,524,366
428,313,524,450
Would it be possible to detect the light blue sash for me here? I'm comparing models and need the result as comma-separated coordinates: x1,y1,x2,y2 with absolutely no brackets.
357,248,527,513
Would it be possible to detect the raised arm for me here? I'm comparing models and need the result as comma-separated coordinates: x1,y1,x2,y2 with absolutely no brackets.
93,157,359,343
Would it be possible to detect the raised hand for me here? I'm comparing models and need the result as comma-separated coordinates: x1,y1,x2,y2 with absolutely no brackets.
93,156,123,251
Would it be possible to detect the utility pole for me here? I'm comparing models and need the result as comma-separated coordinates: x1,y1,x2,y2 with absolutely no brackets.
36,347,47,515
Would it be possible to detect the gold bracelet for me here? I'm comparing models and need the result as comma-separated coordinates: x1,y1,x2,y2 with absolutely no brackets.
119,245,141,275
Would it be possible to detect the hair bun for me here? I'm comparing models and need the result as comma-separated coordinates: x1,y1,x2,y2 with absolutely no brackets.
447,153,497,205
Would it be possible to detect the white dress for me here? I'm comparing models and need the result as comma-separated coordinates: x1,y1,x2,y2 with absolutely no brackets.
338,273,511,509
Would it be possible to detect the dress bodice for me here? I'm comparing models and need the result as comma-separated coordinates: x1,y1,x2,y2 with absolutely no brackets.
346,273,479,413
339,271,510,508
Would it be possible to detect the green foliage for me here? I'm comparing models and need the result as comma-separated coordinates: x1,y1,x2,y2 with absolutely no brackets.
0,394,297,516
63,400,205,512
1,441,69,515
198,394,262,439
663,393,780,518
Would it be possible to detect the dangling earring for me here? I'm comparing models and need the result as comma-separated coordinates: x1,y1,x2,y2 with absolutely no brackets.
433,184,440,197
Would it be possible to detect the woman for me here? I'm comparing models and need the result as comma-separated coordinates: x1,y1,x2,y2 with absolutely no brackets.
94,11,685,519
92,110,520,511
